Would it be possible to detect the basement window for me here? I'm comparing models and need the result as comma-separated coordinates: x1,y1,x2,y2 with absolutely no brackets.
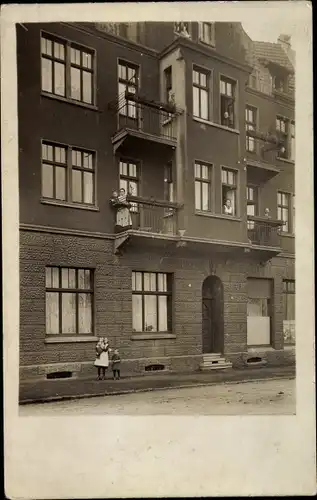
145,364,165,372
46,371,73,379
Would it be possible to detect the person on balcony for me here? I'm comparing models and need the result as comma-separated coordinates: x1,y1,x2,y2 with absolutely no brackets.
264,208,271,218
223,199,233,216
110,188,132,232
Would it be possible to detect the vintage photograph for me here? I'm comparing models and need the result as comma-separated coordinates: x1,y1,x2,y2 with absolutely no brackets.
16,19,296,416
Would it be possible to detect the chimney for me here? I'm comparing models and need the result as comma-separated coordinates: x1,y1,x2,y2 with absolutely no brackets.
278,34,295,66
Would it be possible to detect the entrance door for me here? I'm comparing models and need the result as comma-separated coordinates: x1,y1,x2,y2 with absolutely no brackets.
202,275,224,353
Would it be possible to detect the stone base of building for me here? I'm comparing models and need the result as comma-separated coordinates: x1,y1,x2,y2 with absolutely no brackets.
226,347,296,369
20,347,295,383
20,354,204,382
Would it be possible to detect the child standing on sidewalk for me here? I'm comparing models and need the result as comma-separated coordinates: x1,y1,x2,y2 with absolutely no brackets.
111,349,121,380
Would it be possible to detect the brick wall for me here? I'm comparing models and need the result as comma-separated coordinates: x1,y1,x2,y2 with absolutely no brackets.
20,229,295,379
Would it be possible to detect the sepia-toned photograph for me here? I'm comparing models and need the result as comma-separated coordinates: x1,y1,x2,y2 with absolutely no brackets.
2,2,315,498
16,19,297,416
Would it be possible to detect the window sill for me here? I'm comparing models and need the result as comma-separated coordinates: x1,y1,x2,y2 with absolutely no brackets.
41,91,99,112
198,39,216,49
131,333,176,341
41,199,100,211
247,346,275,351
45,336,98,344
193,117,240,135
284,344,295,350
279,232,295,238
276,157,295,165
195,211,241,222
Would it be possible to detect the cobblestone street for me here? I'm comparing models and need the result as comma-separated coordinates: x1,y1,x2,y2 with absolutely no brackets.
20,378,295,416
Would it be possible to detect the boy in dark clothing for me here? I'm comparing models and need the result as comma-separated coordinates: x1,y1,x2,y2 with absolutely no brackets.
111,349,121,380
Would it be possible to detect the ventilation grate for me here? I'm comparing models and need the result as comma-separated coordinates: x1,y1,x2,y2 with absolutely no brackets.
46,371,73,380
145,364,165,372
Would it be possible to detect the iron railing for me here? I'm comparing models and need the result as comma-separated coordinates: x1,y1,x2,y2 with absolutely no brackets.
127,196,179,236
247,216,282,247
114,92,177,141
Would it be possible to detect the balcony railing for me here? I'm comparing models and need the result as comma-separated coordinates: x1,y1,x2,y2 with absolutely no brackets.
113,196,180,236
118,105,176,141
247,216,283,247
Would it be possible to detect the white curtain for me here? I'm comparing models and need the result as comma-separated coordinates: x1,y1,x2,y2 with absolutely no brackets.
46,292,59,334
132,294,142,331
62,292,76,334
78,293,92,333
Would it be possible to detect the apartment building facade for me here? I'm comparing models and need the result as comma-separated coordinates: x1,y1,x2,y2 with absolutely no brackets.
18,21,295,382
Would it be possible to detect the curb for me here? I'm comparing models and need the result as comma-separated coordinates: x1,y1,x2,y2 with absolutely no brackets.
19,373,295,406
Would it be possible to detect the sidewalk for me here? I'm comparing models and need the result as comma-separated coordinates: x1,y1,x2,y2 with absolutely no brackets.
19,365,296,405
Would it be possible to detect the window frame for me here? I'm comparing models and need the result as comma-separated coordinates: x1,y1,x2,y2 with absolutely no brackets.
221,167,239,216
277,190,294,234
282,279,295,345
219,75,237,129
276,115,295,162
41,140,97,207
246,184,259,229
194,161,213,212
192,66,211,121
132,271,173,333
45,266,94,336
41,31,96,106
245,105,258,153
117,59,140,119
198,22,216,47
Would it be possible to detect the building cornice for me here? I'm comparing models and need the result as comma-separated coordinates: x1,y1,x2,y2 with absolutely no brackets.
20,223,115,240
246,86,295,111
159,36,253,74
61,22,159,58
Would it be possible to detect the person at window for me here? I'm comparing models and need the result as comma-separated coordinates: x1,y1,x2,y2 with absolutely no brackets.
111,188,133,232
111,349,121,380
94,337,111,380
264,208,271,218
223,199,233,215
180,22,190,38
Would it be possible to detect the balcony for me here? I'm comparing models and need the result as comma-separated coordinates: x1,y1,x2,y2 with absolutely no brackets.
247,215,284,258
110,93,179,154
246,129,283,182
112,196,182,254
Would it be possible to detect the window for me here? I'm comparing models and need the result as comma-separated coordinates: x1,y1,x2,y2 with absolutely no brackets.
248,69,259,90
45,267,93,335
220,77,236,128
273,75,288,93
247,185,258,229
164,66,173,104
119,160,139,212
290,121,295,161
283,280,295,345
245,106,257,152
118,61,139,118
222,168,237,215
193,68,209,120
247,278,272,346
195,162,212,212
277,191,293,233
276,116,288,158
164,162,174,203
42,142,95,205
41,34,94,105
198,22,215,46
132,272,172,332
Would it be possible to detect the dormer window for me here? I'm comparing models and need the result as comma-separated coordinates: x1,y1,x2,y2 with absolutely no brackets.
273,75,288,93
198,22,215,46
220,77,236,129
174,22,191,39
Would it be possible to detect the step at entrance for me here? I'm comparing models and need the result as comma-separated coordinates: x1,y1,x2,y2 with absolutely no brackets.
200,353,232,371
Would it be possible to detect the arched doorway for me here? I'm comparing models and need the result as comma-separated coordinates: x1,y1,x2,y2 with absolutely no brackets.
202,275,224,354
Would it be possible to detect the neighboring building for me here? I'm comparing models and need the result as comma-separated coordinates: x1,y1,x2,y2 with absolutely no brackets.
18,21,295,383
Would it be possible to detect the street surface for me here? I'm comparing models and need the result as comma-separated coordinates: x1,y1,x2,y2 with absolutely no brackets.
20,378,295,416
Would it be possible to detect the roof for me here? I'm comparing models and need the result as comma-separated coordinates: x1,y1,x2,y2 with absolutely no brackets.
253,41,294,73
